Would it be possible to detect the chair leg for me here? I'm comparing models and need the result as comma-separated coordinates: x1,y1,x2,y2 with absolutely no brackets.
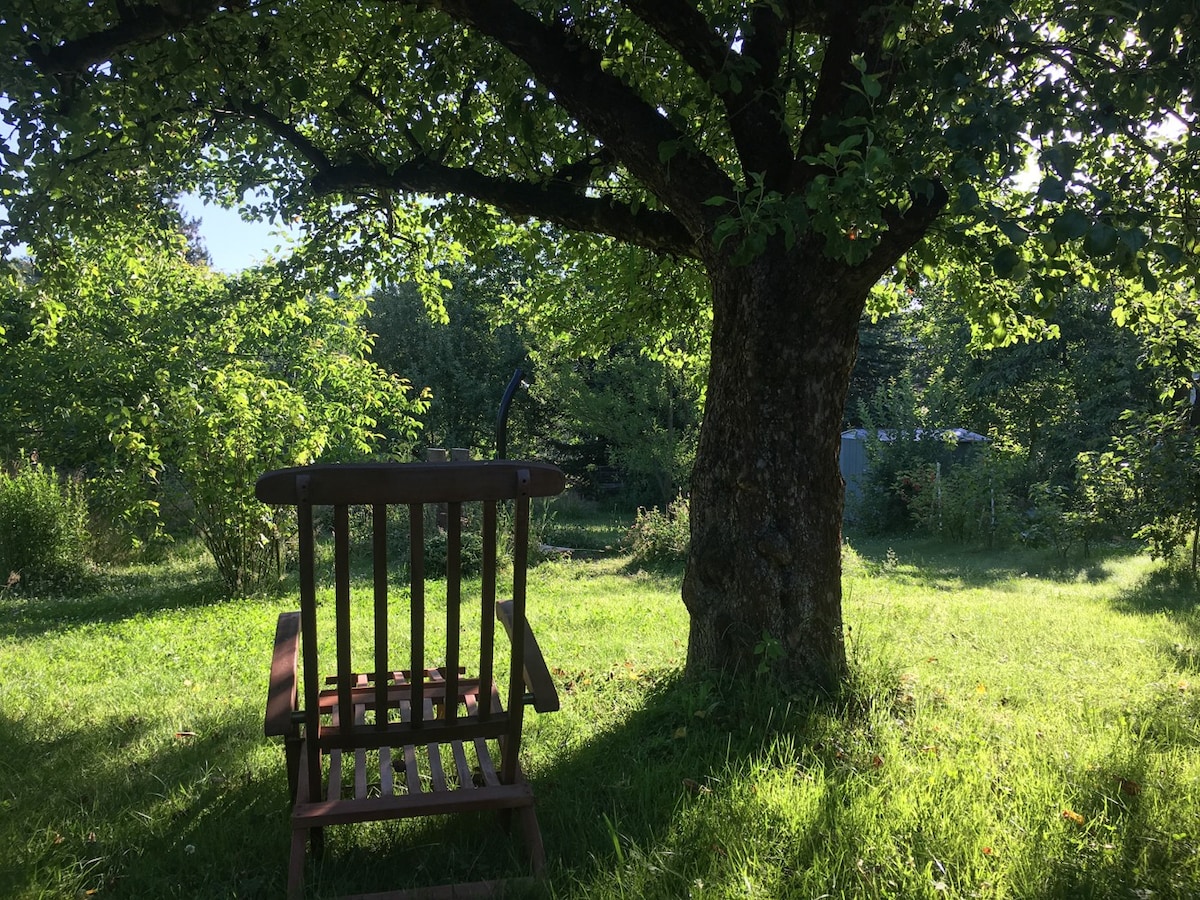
287,826,307,900
517,805,546,875
285,736,302,803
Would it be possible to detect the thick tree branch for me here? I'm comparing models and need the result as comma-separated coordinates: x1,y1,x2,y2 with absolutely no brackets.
224,101,334,173
29,0,223,74
623,0,794,184
545,147,618,191
415,0,734,243
310,158,697,258
790,24,857,191
621,0,735,90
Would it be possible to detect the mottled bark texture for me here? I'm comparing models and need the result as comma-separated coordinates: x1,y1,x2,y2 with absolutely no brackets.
684,239,865,691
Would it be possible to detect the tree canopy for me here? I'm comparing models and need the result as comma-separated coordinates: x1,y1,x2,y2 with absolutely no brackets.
6,3,1193,316
2,1,1197,686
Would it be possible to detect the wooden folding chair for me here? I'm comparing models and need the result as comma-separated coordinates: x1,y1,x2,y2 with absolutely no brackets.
258,460,565,899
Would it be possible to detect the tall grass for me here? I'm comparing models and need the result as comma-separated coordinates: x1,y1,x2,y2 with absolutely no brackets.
1,527,1197,898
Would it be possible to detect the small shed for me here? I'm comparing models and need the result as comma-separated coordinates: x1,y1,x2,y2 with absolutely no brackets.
840,427,989,503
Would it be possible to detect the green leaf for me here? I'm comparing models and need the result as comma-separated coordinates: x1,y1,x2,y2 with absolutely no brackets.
1038,177,1068,203
1082,223,1118,255
954,183,980,214
838,134,864,153
999,220,1029,246
992,246,1021,277
1051,209,1090,242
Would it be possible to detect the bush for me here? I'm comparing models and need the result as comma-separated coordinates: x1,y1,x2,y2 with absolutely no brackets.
0,457,92,592
907,449,1020,547
625,495,690,565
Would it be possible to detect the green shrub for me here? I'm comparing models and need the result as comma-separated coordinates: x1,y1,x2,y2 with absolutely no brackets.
625,494,690,564
908,448,1021,547
0,457,92,592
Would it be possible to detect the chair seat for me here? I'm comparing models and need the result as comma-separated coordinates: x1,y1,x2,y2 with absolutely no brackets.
294,671,535,828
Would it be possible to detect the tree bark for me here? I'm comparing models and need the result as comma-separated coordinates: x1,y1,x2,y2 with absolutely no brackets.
683,239,864,691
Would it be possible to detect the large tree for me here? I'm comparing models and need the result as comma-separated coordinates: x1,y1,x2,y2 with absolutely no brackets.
2,1,1195,688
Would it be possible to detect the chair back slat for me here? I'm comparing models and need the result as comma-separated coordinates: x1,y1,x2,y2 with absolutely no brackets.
297,477,323,805
478,500,497,720
408,503,425,727
372,503,389,729
503,487,531,784
444,500,462,725
334,504,353,736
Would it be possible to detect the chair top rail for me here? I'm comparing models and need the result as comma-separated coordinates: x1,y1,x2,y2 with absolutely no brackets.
255,460,565,505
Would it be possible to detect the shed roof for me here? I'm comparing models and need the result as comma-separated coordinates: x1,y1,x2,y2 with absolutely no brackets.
841,428,989,443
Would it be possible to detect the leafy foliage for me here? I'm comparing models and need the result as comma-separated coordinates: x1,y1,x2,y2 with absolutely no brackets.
0,230,426,593
1103,403,1200,576
848,282,1172,553
908,448,1023,548
369,277,527,456
0,455,91,593
625,496,691,566
536,346,702,507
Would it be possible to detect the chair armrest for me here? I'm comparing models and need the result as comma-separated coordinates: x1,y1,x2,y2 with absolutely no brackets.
496,600,560,714
265,611,302,737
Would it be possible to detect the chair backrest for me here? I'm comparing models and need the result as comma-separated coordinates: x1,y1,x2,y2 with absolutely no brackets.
255,460,566,802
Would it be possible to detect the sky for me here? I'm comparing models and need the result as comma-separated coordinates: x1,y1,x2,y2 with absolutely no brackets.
177,194,295,272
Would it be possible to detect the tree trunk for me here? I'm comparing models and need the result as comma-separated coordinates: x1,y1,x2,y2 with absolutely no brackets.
683,240,865,692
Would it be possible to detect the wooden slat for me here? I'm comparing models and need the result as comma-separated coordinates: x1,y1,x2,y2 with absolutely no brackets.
496,600,560,714
292,782,535,827
450,736,472,790
424,697,447,792
297,477,323,806
398,700,421,796
464,693,500,788
265,611,300,736
373,503,389,730
409,504,424,727
445,501,461,725
380,746,393,797
257,461,566,505
334,504,353,736
315,717,509,750
354,674,369,799
328,701,343,802
319,675,482,705
502,482,530,784
478,501,496,720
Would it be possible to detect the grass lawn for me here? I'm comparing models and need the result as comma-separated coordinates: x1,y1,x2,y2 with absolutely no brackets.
1,526,1198,899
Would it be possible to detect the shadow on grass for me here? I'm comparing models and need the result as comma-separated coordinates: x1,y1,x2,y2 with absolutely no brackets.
1110,566,1200,650
525,671,899,898
0,704,286,899
845,533,1139,588
0,563,239,641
